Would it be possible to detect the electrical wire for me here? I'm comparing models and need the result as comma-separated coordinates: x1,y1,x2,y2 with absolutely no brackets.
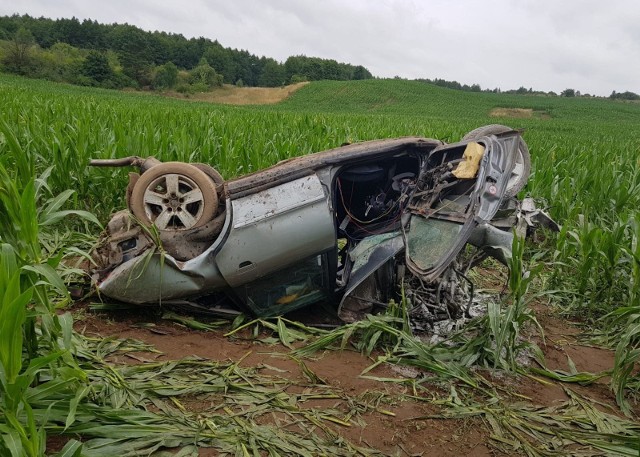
337,178,398,224
337,177,411,240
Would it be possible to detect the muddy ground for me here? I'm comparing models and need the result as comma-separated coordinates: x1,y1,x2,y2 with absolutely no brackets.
59,277,626,457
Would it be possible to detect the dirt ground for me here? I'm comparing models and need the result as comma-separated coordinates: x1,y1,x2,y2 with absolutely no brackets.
163,82,308,105
489,107,551,119
61,289,625,457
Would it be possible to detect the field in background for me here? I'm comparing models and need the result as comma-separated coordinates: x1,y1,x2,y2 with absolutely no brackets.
1,74,639,455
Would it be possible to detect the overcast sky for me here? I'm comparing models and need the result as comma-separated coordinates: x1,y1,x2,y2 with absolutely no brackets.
2,0,639,96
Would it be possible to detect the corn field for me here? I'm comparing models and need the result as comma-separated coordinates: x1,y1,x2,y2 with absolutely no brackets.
1,73,639,455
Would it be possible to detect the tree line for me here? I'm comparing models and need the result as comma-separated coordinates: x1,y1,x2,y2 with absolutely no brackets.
0,14,373,91
414,77,639,100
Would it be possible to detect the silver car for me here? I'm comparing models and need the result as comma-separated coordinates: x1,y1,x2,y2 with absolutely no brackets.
90,124,545,323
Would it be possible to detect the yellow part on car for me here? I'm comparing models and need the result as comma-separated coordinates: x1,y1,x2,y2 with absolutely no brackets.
452,142,485,179
276,293,300,305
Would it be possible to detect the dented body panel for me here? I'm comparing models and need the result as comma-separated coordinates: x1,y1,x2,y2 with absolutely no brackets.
217,174,335,287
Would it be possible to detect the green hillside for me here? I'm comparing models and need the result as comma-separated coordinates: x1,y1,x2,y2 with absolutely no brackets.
2,74,639,221
276,78,639,123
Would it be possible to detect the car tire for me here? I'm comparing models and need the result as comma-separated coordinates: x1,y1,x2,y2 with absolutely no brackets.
462,124,531,197
130,162,219,231
193,163,224,187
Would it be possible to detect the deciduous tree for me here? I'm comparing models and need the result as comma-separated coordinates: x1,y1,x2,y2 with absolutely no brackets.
189,57,222,88
4,27,35,74
153,61,178,90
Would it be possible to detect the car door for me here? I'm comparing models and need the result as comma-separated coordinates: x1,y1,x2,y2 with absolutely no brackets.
403,132,522,281
214,173,336,316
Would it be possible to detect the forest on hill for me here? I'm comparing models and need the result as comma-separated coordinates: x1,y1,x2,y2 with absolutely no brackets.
0,14,373,92
1,14,639,100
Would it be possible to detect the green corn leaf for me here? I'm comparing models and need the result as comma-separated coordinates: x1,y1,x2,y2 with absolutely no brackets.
0,275,31,383
23,263,68,296
39,209,101,227
0,425,23,457
276,318,293,348
65,386,91,431
53,440,83,457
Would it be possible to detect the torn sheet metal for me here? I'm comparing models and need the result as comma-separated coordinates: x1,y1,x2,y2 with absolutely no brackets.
338,233,404,322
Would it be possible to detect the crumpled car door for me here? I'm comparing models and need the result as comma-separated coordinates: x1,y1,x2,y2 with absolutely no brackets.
403,132,522,281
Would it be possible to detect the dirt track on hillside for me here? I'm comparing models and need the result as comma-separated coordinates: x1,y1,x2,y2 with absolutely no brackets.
165,82,308,105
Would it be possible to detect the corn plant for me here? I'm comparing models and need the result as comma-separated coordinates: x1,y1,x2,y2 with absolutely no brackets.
0,119,97,455
478,233,543,371
433,387,640,456
609,214,640,415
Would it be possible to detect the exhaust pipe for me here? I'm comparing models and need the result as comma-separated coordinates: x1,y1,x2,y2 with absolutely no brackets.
89,156,162,173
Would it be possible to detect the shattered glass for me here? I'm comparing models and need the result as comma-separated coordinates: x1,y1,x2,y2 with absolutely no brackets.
406,217,462,271
237,254,330,317
349,231,401,273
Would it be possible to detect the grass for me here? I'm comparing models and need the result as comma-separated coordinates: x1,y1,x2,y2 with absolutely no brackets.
1,73,639,454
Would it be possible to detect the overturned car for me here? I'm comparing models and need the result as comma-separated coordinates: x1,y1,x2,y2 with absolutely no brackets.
90,124,551,325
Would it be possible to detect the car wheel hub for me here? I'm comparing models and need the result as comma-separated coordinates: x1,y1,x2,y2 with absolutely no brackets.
142,173,205,230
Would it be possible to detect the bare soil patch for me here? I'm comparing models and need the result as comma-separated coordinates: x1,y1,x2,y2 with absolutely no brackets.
489,107,551,119
165,82,308,105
